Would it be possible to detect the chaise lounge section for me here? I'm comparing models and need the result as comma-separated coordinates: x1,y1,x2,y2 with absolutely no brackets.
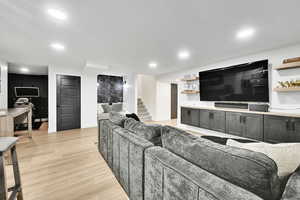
98,112,162,200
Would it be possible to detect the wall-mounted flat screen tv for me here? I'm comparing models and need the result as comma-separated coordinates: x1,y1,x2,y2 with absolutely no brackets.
15,87,40,97
199,60,269,102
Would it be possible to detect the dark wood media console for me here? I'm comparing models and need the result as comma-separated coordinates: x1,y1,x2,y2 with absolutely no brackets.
181,106,300,143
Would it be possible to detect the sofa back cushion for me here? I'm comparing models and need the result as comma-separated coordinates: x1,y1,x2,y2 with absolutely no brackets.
101,104,112,113
109,111,126,127
124,118,162,145
112,103,123,112
161,126,282,200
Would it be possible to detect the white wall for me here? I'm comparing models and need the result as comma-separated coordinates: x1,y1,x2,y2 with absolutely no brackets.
124,73,137,114
0,60,8,109
157,44,300,123
155,82,171,121
48,65,137,133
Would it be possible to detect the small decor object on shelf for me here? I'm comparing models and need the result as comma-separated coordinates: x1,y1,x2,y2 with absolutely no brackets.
277,80,300,88
283,57,300,64
275,80,300,92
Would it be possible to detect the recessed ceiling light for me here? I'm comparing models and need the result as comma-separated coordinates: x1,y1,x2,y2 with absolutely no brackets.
50,43,65,51
20,68,29,73
178,50,190,60
149,62,158,68
236,28,255,40
47,9,68,21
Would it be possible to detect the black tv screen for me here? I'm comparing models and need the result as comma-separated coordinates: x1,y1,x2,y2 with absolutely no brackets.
199,60,269,102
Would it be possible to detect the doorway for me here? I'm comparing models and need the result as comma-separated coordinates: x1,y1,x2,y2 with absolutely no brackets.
7,63,49,134
171,83,178,119
56,75,81,131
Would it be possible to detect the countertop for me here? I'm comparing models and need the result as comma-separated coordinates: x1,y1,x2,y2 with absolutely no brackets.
0,107,31,118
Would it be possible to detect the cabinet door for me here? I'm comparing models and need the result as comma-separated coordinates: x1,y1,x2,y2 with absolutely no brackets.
181,107,199,127
264,116,290,143
189,109,200,127
210,111,226,132
181,107,190,125
199,109,210,129
290,119,300,142
226,112,243,136
243,114,263,141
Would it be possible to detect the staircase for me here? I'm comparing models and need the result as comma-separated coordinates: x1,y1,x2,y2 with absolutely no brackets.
137,98,152,122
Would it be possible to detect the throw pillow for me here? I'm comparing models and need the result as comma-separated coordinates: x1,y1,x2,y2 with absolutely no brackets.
125,113,140,121
227,139,300,178
124,118,162,145
101,104,112,113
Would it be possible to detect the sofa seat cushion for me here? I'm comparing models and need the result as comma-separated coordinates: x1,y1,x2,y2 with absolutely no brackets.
124,118,162,145
109,111,127,127
161,126,282,200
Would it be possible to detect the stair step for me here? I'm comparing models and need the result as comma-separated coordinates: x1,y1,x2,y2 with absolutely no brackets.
137,98,152,122
138,108,148,113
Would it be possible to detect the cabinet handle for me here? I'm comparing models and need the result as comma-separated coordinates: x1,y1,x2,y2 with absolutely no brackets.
286,120,290,131
292,120,296,132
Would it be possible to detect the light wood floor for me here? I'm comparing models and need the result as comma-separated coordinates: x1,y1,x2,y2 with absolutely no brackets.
6,128,128,200
6,120,178,200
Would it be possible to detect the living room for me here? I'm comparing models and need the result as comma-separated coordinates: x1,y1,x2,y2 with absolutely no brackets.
1,1,300,200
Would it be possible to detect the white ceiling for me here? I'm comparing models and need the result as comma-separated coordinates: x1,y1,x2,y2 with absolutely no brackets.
0,0,300,75
8,62,48,75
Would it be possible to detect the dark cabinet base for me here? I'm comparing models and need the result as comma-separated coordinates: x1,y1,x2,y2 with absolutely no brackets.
181,107,300,143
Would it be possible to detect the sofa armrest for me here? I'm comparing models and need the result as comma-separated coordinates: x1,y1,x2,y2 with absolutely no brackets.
112,127,154,200
98,119,119,167
281,167,300,200
145,146,263,200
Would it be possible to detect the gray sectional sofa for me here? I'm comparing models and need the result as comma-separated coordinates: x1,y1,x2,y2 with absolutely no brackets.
98,112,300,200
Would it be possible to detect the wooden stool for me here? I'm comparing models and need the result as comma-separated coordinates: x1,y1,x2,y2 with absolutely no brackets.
0,137,23,200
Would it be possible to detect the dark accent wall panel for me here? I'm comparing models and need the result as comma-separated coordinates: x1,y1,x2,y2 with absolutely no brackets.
8,73,48,119
97,75,123,103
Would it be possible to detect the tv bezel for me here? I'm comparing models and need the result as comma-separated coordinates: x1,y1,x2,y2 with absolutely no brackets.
199,59,269,103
